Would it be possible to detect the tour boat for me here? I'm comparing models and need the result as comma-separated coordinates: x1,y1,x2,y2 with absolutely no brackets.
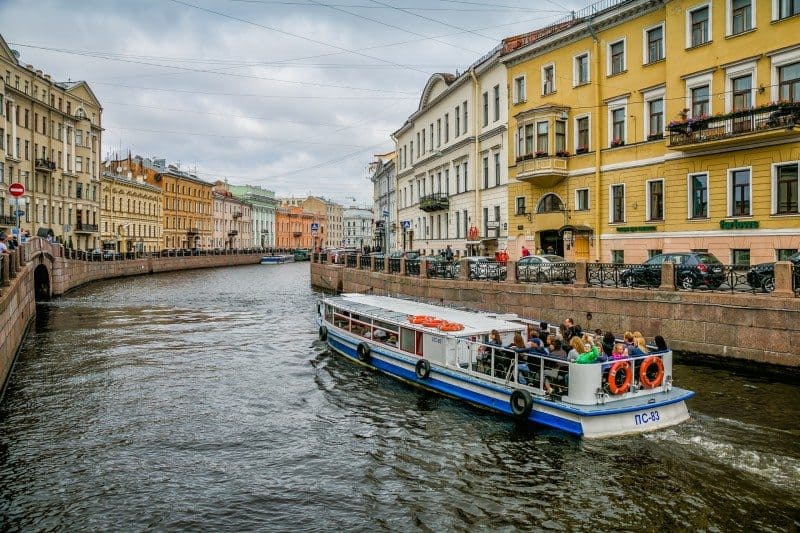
317,293,694,439
260,255,293,265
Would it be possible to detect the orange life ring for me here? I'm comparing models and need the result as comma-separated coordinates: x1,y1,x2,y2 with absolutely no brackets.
639,356,665,388
421,318,445,328
409,315,434,324
607,361,632,395
438,321,464,332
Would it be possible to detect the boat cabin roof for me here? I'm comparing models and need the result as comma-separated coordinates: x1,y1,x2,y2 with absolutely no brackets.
325,293,524,336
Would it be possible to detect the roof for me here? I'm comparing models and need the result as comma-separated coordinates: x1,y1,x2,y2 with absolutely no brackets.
328,293,524,336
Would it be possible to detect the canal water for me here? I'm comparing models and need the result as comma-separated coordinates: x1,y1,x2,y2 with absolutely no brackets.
0,263,798,531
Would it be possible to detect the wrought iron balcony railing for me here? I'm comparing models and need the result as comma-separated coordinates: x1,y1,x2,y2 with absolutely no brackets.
668,104,800,148
419,193,449,212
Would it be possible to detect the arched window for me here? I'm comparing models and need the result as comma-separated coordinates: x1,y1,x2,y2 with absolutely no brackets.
536,193,564,213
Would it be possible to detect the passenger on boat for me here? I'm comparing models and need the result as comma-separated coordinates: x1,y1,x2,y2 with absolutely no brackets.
526,323,538,343
506,332,527,350
612,343,628,360
549,338,568,359
386,334,398,346
601,332,616,359
562,318,582,343
526,337,547,355
567,336,585,361
573,336,600,364
628,336,648,357
538,322,550,344
623,331,636,352
652,335,668,353
488,329,502,346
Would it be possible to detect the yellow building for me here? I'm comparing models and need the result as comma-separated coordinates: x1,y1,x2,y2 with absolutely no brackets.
100,169,162,253
0,33,103,250
503,0,800,265
116,156,213,250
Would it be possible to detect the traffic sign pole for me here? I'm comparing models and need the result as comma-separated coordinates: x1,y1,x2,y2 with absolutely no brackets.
8,182,25,231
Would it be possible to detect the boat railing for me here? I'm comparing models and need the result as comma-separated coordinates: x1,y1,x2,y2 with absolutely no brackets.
454,339,674,405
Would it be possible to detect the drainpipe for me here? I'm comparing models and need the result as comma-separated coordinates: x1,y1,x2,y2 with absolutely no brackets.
589,18,602,262
470,67,481,252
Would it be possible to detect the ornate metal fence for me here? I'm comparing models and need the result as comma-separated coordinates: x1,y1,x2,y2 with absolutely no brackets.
516,262,576,284
405,258,420,276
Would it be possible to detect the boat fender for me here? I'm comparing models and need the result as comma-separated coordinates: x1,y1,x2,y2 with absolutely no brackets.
639,356,664,388
415,358,431,380
509,389,533,418
607,361,632,395
357,342,371,363
318,325,328,342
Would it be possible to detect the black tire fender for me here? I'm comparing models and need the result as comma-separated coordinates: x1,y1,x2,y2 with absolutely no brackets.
318,325,328,342
509,388,533,418
356,342,371,363
415,358,431,380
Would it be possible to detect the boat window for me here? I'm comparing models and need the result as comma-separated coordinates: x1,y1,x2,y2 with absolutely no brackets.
373,320,399,334
400,328,416,353
351,319,370,337
416,331,424,356
332,311,349,330
325,304,334,322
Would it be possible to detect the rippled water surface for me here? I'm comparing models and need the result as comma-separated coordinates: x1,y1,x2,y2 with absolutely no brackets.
1,263,798,531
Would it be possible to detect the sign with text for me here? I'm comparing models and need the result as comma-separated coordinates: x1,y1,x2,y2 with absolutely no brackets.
9,182,24,197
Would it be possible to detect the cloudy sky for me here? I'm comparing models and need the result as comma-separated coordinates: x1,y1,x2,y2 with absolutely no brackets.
1,0,592,205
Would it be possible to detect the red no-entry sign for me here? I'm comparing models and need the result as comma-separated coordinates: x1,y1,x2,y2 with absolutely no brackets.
8,182,24,197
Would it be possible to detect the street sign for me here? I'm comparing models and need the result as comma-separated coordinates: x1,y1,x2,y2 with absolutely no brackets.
382,210,389,218
311,222,319,231
401,220,411,229
311,231,318,237
8,182,24,197
14,210,25,217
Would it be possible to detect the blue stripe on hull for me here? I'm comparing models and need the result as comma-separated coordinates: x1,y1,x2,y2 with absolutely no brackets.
327,330,585,436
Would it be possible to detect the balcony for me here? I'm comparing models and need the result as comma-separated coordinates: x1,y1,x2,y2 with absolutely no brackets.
232,212,242,219
419,193,449,212
293,231,302,237
74,223,98,233
187,227,200,234
515,154,569,187
0,215,17,226
35,158,56,172
228,230,239,236
668,103,800,151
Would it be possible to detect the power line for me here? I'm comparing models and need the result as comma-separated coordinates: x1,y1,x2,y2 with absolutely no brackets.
367,0,498,42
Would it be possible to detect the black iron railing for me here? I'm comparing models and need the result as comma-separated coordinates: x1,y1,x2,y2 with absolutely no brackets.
405,258,420,276
419,193,450,212
346,254,357,268
516,262,576,284
374,257,385,271
359,255,371,269
668,104,800,146
389,258,401,273
428,261,457,279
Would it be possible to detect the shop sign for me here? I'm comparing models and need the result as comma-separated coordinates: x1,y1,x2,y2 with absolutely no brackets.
719,219,759,230
616,226,657,233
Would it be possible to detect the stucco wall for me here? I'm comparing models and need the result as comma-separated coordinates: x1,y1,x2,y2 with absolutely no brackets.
311,262,800,367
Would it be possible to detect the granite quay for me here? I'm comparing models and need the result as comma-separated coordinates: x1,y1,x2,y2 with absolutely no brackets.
0,238,265,398
311,254,800,367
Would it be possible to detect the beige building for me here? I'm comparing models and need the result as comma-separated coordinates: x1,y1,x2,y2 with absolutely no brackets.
212,181,253,249
325,199,343,249
100,169,162,253
0,34,102,249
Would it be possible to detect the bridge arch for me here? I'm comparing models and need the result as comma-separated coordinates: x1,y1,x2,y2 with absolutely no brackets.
34,264,51,301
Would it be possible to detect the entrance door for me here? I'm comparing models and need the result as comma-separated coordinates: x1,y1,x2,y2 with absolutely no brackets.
573,235,590,261
539,230,562,256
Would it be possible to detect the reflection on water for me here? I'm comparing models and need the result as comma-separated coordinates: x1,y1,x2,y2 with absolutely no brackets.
0,263,798,531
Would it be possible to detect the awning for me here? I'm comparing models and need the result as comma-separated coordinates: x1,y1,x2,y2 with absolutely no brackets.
558,224,593,236
37,227,54,238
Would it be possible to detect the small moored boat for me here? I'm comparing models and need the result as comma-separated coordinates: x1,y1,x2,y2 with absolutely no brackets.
318,293,694,439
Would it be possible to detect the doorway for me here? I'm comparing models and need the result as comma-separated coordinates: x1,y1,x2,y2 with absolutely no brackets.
539,230,562,256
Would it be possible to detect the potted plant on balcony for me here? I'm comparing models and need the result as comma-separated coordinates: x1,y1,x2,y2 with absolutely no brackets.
575,145,588,154
555,149,570,157
647,132,664,141
610,138,625,147
535,150,548,158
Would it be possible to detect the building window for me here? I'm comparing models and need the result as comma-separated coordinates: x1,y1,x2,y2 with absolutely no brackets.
779,62,800,102
555,120,566,153
575,188,589,211
444,114,449,143
647,179,664,221
732,249,751,266
648,249,662,259
778,248,798,260
691,85,710,117
611,250,625,264
645,25,664,63
516,196,526,215
494,153,500,186
493,84,500,122
455,106,460,137
731,0,752,34
462,101,468,135
648,98,664,138
513,76,526,103
525,124,534,155
732,75,752,111
690,5,711,47
611,184,625,223
689,173,709,219
542,64,555,94
483,157,489,189
574,53,589,85
536,121,548,155
611,108,626,146
482,91,489,127
609,40,625,75
536,193,564,213
730,168,751,216
778,0,800,19
775,163,799,214
437,118,441,147
576,116,589,152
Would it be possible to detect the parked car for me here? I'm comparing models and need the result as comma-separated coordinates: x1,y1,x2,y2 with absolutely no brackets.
517,254,570,282
620,252,725,289
746,251,800,292
454,256,506,281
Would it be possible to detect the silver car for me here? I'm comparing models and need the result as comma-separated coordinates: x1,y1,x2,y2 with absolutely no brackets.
517,254,572,282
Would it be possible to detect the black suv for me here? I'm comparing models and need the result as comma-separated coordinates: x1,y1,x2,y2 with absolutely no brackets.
620,252,725,289
747,251,800,292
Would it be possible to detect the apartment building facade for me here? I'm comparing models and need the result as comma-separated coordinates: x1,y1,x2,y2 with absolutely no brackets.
0,34,102,250
368,151,396,251
100,169,162,253
277,196,327,249
342,206,374,250
228,184,277,248
503,0,800,265
393,49,509,258
325,200,343,250
212,181,253,249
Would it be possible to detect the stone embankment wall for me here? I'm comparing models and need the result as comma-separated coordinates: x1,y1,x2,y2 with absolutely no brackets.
0,240,263,397
311,262,800,367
